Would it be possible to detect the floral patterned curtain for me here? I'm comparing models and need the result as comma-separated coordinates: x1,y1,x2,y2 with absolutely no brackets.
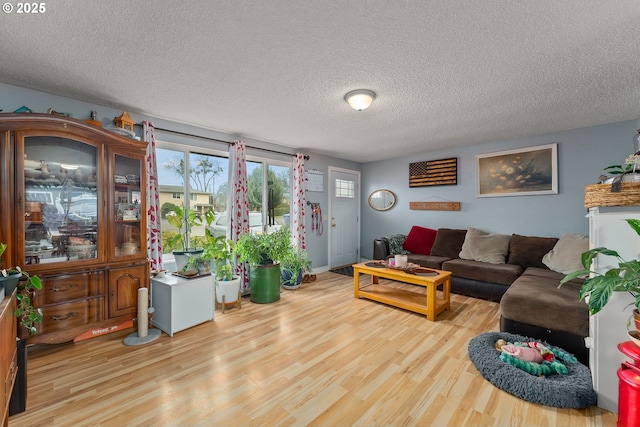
292,153,306,250
143,121,163,271
228,140,250,292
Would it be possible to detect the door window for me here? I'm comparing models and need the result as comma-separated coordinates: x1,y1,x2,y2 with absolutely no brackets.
335,179,355,198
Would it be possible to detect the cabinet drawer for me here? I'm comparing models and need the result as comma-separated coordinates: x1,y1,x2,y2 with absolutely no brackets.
37,271,105,305
39,298,104,335
5,347,16,405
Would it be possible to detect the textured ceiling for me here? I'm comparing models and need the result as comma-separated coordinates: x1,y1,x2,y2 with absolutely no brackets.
1,1,639,162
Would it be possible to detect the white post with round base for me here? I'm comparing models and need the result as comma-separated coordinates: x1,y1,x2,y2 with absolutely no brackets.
124,287,161,346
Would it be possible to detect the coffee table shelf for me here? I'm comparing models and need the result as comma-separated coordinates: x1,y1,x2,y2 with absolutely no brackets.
352,262,451,320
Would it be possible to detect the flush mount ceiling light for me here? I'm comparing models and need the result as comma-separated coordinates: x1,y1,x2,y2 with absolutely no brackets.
345,89,376,111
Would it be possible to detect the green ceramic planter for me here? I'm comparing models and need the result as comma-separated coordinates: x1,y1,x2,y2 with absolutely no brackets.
250,263,281,303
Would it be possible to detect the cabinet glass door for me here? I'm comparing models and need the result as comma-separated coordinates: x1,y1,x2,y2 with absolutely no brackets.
23,136,98,265
113,154,143,258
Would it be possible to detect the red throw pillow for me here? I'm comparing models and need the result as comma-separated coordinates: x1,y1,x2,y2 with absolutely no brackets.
402,226,438,255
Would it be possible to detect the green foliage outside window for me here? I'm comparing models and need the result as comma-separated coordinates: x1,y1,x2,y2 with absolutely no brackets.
161,202,177,218
247,167,287,212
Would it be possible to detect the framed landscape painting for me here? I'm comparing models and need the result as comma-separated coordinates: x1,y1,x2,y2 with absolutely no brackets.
476,143,557,197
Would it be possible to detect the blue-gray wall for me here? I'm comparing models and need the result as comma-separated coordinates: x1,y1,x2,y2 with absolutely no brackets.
360,120,638,259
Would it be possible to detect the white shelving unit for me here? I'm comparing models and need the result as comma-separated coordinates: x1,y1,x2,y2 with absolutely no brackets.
150,274,215,337
587,206,640,413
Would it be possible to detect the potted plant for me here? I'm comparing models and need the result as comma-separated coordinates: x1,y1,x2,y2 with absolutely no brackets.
280,247,311,290
202,227,241,312
166,205,213,274
0,242,42,417
235,224,292,266
15,269,43,336
0,245,22,299
236,224,292,303
0,243,43,335
559,218,640,327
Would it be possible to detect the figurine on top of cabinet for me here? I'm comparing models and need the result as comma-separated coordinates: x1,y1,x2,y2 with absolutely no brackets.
85,110,102,128
113,111,135,132
14,106,32,113
47,108,71,117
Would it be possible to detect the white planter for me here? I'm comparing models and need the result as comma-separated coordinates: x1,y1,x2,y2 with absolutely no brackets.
215,276,241,304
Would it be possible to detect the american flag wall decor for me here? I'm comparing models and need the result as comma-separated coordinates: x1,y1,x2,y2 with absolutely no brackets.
409,157,457,187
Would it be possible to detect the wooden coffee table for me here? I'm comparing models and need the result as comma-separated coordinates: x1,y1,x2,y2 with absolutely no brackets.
353,262,451,320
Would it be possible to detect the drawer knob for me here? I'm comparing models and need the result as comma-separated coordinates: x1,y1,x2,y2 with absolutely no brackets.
52,284,73,292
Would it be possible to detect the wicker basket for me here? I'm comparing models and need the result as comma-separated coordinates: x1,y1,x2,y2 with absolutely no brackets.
584,182,640,208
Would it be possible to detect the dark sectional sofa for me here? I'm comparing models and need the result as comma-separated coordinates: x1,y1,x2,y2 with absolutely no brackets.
373,227,590,365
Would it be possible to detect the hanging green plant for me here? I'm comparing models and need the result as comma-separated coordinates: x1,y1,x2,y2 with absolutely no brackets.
0,242,43,335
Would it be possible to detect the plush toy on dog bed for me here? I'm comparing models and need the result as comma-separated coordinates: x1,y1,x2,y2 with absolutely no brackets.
469,332,596,408
494,338,577,376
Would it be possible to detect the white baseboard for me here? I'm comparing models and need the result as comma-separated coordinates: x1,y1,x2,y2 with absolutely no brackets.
312,265,330,273
314,258,369,273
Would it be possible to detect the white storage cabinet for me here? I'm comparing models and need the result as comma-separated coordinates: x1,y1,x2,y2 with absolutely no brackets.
150,274,215,336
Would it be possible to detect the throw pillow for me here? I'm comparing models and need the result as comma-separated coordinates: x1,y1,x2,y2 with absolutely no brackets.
430,228,467,258
402,226,437,255
507,234,559,269
459,227,511,264
542,233,589,274
386,234,410,255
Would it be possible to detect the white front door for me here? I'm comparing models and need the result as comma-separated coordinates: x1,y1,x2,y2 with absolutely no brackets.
329,168,360,268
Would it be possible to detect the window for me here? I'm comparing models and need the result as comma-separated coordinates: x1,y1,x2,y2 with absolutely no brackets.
247,161,291,234
155,142,292,253
335,179,355,198
189,152,227,213
268,164,290,228
156,146,230,254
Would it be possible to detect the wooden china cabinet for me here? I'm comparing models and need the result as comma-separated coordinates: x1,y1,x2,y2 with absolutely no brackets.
0,113,149,344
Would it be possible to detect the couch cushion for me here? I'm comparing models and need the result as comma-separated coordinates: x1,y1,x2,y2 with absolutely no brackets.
407,254,451,269
507,234,558,269
442,259,523,285
459,227,511,264
430,228,467,258
500,267,588,337
402,226,438,255
542,233,589,274
520,266,584,284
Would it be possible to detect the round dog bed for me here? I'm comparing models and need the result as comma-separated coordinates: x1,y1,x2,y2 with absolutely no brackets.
468,332,597,408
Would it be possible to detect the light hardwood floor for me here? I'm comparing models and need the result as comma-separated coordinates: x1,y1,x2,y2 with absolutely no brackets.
10,272,617,427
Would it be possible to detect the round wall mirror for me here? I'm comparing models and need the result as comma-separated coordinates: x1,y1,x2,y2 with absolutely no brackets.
368,189,396,211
